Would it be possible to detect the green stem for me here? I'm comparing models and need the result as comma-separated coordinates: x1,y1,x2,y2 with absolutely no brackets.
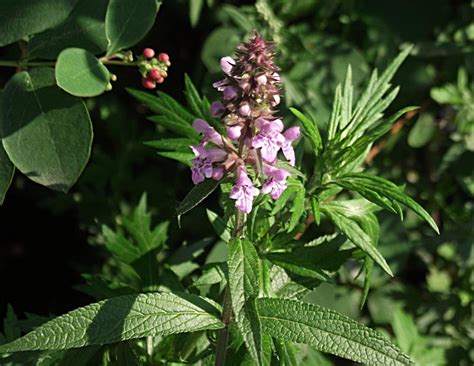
215,209,246,366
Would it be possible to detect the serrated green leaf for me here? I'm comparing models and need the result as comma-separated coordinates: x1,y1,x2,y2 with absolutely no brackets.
320,200,392,276
228,238,263,365
288,185,305,232
177,179,222,219
55,48,110,97
144,138,196,151
289,108,322,155
266,253,330,282
28,0,109,59
256,298,414,366
193,262,227,287
105,0,159,54
148,116,199,140
207,209,231,242
310,196,321,225
0,292,222,353
0,0,78,47
1,68,92,192
334,173,439,233
157,151,194,166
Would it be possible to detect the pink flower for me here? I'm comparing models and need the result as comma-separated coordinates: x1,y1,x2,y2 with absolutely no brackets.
193,119,223,146
227,125,242,140
212,79,227,91
190,145,227,184
239,102,251,117
261,164,290,199
252,118,285,162
281,126,300,166
229,167,259,213
220,56,236,75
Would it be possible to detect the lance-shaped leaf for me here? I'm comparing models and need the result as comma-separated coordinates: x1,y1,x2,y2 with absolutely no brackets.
0,292,223,353
228,238,263,365
177,179,222,221
289,108,322,155
256,298,414,366
333,173,439,233
320,200,392,276
0,92,15,205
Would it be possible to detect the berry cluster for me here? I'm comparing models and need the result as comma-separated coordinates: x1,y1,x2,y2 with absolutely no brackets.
190,33,300,214
140,48,171,89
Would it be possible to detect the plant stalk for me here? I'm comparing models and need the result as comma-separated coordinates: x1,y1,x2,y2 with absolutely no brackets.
215,209,245,366
0,59,140,68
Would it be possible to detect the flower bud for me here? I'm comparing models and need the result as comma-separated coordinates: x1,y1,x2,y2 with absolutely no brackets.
110,74,117,82
158,53,169,62
148,68,162,81
227,125,242,140
210,101,225,117
223,86,238,100
143,48,155,59
220,56,235,75
142,77,156,89
239,102,251,117
256,74,267,85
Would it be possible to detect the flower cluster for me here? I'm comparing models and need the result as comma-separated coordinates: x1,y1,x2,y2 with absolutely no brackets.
140,48,171,89
190,33,300,214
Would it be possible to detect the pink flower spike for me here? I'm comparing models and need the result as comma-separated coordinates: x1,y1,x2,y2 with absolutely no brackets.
220,56,236,75
193,119,223,146
281,126,301,166
229,168,259,213
223,86,238,100
261,164,290,199
210,101,225,117
227,125,242,140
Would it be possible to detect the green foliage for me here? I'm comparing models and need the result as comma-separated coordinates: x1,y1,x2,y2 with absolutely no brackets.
28,0,109,59
56,48,110,97
0,0,78,47
0,141,14,205
105,0,160,55
257,298,413,365
0,292,223,353
1,68,92,192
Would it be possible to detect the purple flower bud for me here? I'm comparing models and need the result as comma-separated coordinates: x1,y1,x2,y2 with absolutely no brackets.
227,125,242,140
210,101,225,117
272,94,280,106
212,79,227,91
223,86,238,100
212,166,225,181
239,102,251,117
229,167,259,213
220,56,235,75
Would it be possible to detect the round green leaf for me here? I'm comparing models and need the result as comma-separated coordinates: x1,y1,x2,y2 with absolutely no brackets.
0,0,78,47
1,68,93,192
56,48,110,97
0,144,14,205
28,0,109,60
105,0,160,55
408,112,437,148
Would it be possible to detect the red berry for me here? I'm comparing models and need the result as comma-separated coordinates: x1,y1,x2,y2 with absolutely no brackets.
156,75,164,84
158,53,169,62
142,77,156,89
148,68,162,81
143,48,155,59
